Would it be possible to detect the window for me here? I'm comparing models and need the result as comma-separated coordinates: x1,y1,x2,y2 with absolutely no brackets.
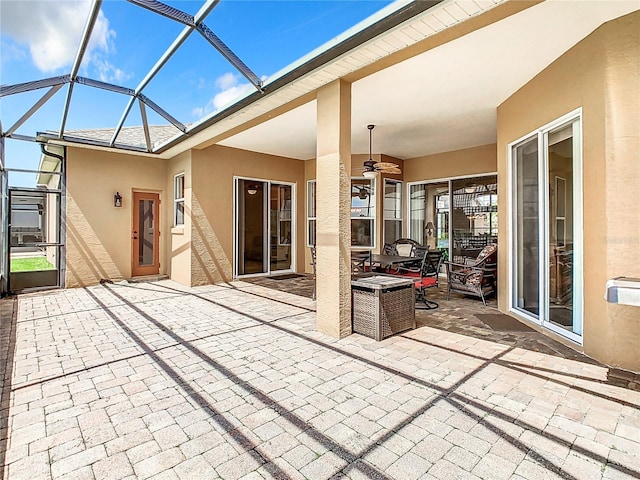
351,178,375,248
383,179,402,244
307,180,316,246
174,174,184,226
306,178,376,248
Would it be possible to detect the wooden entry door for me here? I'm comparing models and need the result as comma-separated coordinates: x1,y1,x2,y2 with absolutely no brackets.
132,192,160,277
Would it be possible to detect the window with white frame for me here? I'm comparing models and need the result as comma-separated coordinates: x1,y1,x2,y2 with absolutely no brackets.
307,180,316,246
351,178,375,248
174,173,185,226
383,179,402,245
306,178,376,248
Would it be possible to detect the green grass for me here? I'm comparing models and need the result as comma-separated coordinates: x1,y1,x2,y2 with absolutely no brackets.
10,257,56,272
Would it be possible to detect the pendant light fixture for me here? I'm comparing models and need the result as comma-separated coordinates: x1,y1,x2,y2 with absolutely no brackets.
363,125,378,178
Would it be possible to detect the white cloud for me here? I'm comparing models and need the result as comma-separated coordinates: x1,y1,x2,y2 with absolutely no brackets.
0,0,126,80
193,73,265,119
215,72,237,91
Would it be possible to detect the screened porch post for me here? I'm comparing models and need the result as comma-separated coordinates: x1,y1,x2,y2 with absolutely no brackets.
315,79,352,338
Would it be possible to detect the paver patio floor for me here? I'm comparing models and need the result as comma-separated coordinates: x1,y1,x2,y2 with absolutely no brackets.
1,280,639,479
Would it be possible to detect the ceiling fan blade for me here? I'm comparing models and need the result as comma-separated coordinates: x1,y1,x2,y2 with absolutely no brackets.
380,167,402,175
374,162,400,170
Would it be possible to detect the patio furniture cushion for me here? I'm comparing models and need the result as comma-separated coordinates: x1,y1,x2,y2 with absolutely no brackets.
414,277,437,289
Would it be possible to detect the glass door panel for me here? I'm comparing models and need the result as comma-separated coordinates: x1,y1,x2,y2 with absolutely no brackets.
513,137,540,317
237,179,267,276
138,200,155,266
8,189,61,291
270,183,292,272
547,125,575,332
426,182,449,251
451,176,498,263
132,192,159,276
409,184,425,244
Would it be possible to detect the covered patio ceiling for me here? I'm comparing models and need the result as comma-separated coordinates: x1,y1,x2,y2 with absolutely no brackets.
217,0,639,161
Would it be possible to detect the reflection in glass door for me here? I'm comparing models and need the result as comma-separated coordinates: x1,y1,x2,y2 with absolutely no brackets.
237,180,267,275
270,183,292,272
235,179,293,277
547,125,576,332
450,177,498,263
511,113,582,341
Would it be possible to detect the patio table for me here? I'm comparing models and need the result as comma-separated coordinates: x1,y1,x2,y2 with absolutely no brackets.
369,254,417,269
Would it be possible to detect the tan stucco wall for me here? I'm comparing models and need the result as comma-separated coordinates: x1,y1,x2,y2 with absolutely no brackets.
497,12,640,371
65,148,167,287
190,145,306,285
166,151,192,286
404,144,497,183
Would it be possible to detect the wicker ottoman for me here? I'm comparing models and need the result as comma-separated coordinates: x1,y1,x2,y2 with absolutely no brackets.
351,275,415,341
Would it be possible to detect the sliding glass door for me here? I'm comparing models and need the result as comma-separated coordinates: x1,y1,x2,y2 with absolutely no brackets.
409,176,496,259
511,111,582,341
235,178,294,277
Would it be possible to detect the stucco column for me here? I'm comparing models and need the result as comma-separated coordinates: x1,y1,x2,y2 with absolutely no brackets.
315,79,352,338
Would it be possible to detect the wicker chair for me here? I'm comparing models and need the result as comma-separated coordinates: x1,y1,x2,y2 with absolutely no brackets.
445,244,497,306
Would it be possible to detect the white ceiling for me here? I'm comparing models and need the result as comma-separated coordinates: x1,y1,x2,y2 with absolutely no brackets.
218,0,639,160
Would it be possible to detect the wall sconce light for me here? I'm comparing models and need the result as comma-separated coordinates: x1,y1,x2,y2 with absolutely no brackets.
114,192,122,207
425,221,434,237
247,185,258,195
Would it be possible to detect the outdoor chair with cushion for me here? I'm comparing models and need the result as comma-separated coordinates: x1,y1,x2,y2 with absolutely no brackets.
445,243,497,306
351,250,372,276
391,238,421,257
394,249,445,309
374,243,399,273
382,243,398,255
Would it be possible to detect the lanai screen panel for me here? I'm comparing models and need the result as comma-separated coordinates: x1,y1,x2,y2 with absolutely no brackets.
0,0,395,153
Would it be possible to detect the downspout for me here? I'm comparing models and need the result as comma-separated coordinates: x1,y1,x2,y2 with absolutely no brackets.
40,143,67,289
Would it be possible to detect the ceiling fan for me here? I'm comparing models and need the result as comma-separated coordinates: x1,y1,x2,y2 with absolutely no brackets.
362,124,402,178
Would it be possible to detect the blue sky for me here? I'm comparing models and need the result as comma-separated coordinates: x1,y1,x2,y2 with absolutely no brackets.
1,0,393,187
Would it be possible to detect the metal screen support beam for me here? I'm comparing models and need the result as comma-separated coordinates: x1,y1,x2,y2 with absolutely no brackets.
197,24,262,91
0,76,70,98
110,0,220,146
138,100,152,152
126,0,194,26
59,0,104,137
76,77,135,96
5,85,64,137
138,94,185,132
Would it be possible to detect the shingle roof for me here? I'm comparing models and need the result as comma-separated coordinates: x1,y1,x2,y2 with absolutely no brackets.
58,124,182,150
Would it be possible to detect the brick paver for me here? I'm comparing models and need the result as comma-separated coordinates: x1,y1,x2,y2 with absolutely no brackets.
1,279,639,479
